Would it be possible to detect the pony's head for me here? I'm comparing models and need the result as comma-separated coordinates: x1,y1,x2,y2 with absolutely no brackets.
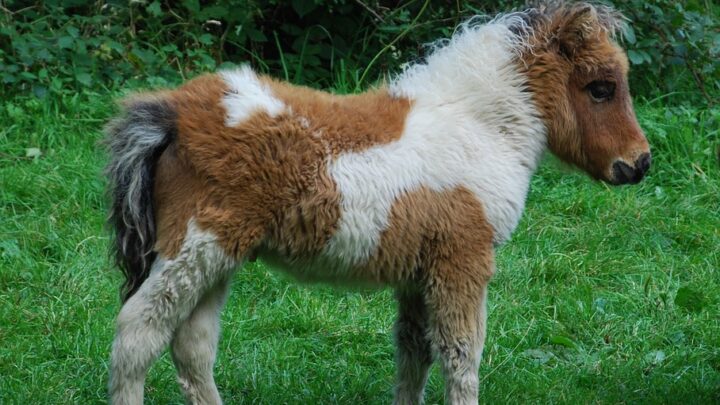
522,2,650,184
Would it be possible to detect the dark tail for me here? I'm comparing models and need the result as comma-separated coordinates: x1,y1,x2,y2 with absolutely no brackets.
104,96,176,302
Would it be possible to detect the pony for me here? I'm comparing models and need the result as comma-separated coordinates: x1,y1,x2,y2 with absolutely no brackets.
105,2,650,404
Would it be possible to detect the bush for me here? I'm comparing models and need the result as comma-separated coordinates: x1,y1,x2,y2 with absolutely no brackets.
1,0,717,103
620,0,719,105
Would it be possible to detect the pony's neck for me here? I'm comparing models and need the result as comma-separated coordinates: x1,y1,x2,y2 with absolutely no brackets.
389,19,547,171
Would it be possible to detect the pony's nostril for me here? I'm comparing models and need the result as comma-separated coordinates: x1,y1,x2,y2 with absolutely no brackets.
612,154,651,185
612,160,636,184
636,153,651,175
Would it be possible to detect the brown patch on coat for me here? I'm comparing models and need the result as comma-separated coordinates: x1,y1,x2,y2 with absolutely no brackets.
371,186,494,286
151,73,339,261
153,142,206,258
519,3,649,181
262,77,412,155
152,72,414,262
264,185,495,288
151,74,232,258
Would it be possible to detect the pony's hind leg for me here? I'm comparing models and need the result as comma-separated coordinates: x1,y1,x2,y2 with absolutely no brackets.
109,220,237,405
393,287,433,405
171,277,231,405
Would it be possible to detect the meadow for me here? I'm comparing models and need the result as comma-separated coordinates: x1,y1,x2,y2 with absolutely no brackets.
0,78,718,404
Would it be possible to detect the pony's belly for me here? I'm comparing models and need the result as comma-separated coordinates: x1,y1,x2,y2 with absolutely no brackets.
255,248,379,286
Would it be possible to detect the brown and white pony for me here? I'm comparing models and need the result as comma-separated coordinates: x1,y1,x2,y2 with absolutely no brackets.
105,2,650,404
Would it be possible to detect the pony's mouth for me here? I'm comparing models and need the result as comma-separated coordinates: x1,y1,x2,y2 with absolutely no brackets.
609,153,651,185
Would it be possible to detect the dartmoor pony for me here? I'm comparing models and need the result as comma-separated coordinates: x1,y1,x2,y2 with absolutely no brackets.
106,2,650,404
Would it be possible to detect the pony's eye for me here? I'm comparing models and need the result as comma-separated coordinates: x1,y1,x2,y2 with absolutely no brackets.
586,80,615,102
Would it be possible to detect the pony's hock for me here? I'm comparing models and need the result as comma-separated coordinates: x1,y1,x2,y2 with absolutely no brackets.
104,2,651,404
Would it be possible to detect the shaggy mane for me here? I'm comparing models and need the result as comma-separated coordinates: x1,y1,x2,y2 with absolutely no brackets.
401,1,627,72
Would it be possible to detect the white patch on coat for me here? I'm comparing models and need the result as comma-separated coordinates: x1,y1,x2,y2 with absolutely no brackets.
109,218,236,404
324,19,546,268
219,66,285,127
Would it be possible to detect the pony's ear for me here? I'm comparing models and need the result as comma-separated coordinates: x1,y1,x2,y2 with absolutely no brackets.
555,4,598,58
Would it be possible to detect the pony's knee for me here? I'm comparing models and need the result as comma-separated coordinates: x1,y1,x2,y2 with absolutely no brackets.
434,340,480,404
437,339,480,371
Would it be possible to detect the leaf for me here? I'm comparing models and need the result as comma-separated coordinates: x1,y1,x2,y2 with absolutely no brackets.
198,5,229,20
675,286,706,312
130,47,158,65
67,26,80,38
75,72,92,86
641,50,654,64
50,77,63,93
592,297,607,313
32,85,47,98
147,1,162,17
378,24,411,33
549,335,577,349
25,147,41,158
246,27,267,42
711,33,720,55
292,0,317,18
0,239,20,259
667,330,686,345
522,349,554,364
627,50,645,65
623,25,637,44
217,61,237,70
183,0,200,14
106,40,125,53
645,350,666,365
197,34,214,45
58,36,74,49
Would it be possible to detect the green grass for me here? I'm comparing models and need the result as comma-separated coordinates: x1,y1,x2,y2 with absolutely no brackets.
1,87,718,404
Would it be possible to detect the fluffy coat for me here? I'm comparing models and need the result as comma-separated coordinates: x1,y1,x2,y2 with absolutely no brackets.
106,2,650,404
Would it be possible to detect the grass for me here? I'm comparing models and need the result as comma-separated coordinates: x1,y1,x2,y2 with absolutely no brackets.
0,84,718,404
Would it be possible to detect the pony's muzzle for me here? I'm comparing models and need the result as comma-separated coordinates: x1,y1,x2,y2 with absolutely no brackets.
612,153,651,185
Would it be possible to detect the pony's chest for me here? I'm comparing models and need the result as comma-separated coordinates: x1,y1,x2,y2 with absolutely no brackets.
324,136,532,263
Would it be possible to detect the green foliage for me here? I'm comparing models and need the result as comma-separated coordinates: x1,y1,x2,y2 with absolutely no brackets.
0,0,467,95
620,0,720,105
1,0,718,102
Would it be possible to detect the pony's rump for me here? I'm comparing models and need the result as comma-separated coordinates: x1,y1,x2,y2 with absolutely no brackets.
104,96,177,301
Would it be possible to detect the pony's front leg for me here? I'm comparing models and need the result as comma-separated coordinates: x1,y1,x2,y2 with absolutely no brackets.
425,257,492,405
171,278,231,405
393,287,433,405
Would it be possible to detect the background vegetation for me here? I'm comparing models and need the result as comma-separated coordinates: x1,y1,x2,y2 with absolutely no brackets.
1,0,718,404
2,0,719,103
